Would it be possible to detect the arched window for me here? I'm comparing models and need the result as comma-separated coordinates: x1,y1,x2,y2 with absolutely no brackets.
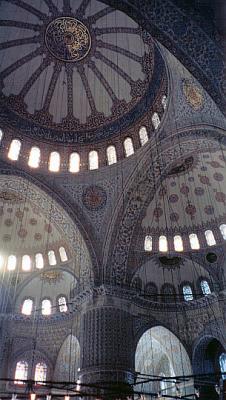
220,224,226,240
41,299,51,316
161,284,176,303
22,255,31,272
144,235,152,251
48,250,56,266
59,246,68,262
145,283,158,298
8,139,21,161
183,285,193,301
152,112,160,130
174,235,183,252
58,296,68,312
0,128,3,143
189,233,200,250
49,151,60,172
124,137,134,157
34,362,47,384
139,126,148,146
107,145,117,165
205,230,216,246
219,353,226,380
0,255,4,269
89,150,99,170
21,299,33,315
7,255,17,271
14,361,28,384
159,235,168,252
28,147,40,168
35,253,44,269
69,152,80,173
200,280,211,296
161,95,167,110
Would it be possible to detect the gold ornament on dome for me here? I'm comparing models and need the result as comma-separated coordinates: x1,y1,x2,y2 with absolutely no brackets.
40,270,63,284
45,17,91,62
183,80,204,110
0,190,23,203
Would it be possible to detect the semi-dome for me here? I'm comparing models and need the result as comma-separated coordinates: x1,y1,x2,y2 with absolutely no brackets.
0,0,167,145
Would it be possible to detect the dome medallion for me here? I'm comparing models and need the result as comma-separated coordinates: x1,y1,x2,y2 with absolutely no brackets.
45,17,91,62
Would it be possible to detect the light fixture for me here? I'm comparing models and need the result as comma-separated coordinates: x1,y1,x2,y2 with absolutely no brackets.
30,393,36,400
64,395,70,400
215,383,220,395
46,395,51,400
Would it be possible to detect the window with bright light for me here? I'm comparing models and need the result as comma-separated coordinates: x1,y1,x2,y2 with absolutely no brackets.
159,235,168,252
205,230,216,246
7,255,17,271
0,255,4,269
183,285,193,301
21,298,33,316
49,151,60,172
200,280,211,296
69,152,80,173
139,126,149,146
144,235,152,251
35,253,44,269
162,95,167,110
152,112,160,130
14,361,28,384
41,299,51,316
34,362,47,384
89,150,99,170
174,235,184,252
8,139,21,161
22,255,31,272
59,246,68,262
124,137,134,157
189,233,200,250
0,128,3,143
220,224,226,240
219,353,226,380
58,296,68,312
48,250,56,266
28,147,40,168
107,145,117,165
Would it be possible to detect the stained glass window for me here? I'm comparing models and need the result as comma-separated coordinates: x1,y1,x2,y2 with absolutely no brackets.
22,255,31,272
28,147,40,168
189,233,200,250
41,299,51,316
35,253,44,269
89,150,99,170
58,296,68,312
22,299,33,315
49,151,60,172
107,145,117,165
183,285,193,301
152,112,160,130
220,224,226,240
219,353,226,380
59,246,68,262
205,230,216,246
162,95,167,110
48,250,56,266
8,139,21,161
174,235,184,252
34,362,47,384
7,255,17,271
200,280,211,295
144,235,152,251
14,361,28,384
124,137,134,157
0,128,3,143
139,126,148,146
69,152,80,173
159,235,168,252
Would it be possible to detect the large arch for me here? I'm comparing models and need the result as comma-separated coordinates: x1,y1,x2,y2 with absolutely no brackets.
135,326,193,398
101,0,226,115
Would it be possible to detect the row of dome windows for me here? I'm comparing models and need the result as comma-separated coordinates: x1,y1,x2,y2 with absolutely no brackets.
15,361,47,384
144,225,226,252
1,97,167,172
0,247,68,272
21,296,68,316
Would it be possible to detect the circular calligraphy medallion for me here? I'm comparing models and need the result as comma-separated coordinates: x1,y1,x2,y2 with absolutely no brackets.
45,17,91,62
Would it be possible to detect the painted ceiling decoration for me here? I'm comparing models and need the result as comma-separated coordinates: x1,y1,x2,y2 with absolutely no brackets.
0,0,167,144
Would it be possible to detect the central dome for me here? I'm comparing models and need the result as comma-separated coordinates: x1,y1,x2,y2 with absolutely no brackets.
45,17,91,62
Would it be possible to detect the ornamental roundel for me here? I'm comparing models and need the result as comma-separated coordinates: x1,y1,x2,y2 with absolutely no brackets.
82,185,107,211
182,79,204,110
45,17,91,62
